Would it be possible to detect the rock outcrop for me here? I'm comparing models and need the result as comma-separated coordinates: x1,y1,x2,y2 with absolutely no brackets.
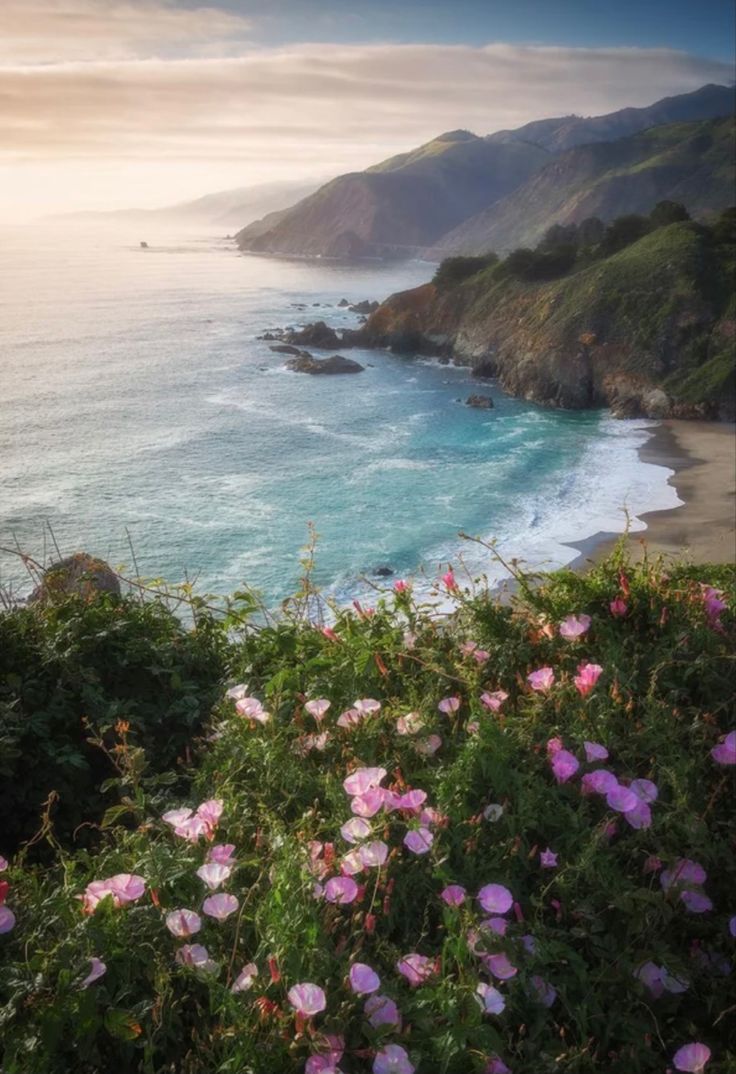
286,354,365,375
29,553,121,604
466,394,494,409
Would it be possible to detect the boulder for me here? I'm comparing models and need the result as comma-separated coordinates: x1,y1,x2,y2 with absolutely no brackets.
466,394,494,409
284,321,343,349
337,298,350,307
374,565,394,577
350,300,379,314
29,553,121,604
286,354,365,375
269,344,304,355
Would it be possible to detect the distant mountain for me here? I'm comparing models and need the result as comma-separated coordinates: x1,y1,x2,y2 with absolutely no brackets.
236,84,733,260
486,82,734,152
50,180,321,231
236,132,549,258
431,116,736,257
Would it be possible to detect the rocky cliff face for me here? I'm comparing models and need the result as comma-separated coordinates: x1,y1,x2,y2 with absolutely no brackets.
360,221,736,419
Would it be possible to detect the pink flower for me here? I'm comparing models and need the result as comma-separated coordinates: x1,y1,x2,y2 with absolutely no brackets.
396,953,435,986
396,789,427,812
609,596,628,617
0,907,15,934
416,734,442,756
680,890,713,914
343,767,386,796
551,749,580,784
630,779,658,803
305,699,331,722
404,828,433,854
661,860,707,891
484,953,517,980
373,1044,415,1074
207,843,236,865
527,667,555,692
485,1058,512,1074
196,863,232,891
175,944,218,974
81,873,145,913
288,982,327,1017
225,683,249,700
235,697,270,724
442,570,457,591
165,909,202,937
0,856,8,872
475,982,505,1014
351,790,385,818
584,741,609,762
79,957,106,989
624,799,652,830
353,698,381,717
606,783,639,813
365,993,402,1028
559,614,591,640
441,884,466,906
729,915,736,937
438,696,460,715
702,585,727,627
358,841,389,868
203,893,239,922
673,1043,711,1072
231,962,258,993
324,877,359,904
340,817,371,844
349,962,380,994
340,850,364,876
396,711,423,735
393,579,410,593
711,731,736,766
581,768,618,795
477,884,513,915
480,690,508,712
528,975,557,1007
540,848,558,869
337,708,362,729
574,662,603,697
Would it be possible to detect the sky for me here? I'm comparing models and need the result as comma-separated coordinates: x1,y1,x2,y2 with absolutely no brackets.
0,0,733,221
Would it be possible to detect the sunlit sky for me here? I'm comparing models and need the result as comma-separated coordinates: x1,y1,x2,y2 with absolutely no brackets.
1,0,733,221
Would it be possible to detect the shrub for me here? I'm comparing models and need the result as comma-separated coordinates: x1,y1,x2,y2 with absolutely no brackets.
0,593,231,855
0,554,734,1073
432,254,499,290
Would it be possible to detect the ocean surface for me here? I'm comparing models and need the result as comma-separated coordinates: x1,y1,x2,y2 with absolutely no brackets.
0,223,681,606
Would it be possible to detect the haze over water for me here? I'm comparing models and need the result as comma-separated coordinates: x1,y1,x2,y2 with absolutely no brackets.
0,224,680,605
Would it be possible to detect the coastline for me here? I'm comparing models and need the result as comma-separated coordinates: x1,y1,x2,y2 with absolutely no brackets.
568,419,735,569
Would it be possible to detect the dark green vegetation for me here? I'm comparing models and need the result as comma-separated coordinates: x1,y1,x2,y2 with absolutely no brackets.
368,206,736,417
235,85,734,260
0,550,734,1073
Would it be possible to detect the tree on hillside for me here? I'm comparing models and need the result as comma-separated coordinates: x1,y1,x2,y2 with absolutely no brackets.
601,214,652,254
649,200,690,227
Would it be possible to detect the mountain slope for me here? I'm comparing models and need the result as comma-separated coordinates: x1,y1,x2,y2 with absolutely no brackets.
359,215,736,419
236,132,548,258
432,117,736,257
486,82,734,152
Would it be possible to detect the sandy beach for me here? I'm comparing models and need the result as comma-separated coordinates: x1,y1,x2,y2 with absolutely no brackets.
570,419,735,568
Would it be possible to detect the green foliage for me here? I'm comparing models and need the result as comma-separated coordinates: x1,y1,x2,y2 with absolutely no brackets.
649,200,690,228
0,593,232,854
0,554,734,1073
433,253,499,289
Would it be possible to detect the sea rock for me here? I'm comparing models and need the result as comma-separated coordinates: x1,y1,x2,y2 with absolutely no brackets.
338,298,350,307
284,321,343,349
466,394,494,409
350,300,379,314
374,565,394,577
29,553,121,604
269,344,304,355
286,354,365,375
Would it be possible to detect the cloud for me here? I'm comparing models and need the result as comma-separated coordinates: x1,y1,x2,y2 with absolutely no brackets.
0,0,252,63
0,41,729,167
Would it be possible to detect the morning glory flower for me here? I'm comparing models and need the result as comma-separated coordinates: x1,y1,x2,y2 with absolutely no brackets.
343,767,387,796
79,957,106,989
340,817,371,844
528,975,557,1007
358,841,389,868
581,769,618,795
324,877,359,904
81,874,146,913
477,884,513,915
661,860,707,891
415,734,442,756
196,863,232,891
231,962,258,993
403,828,433,854
353,698,381,717
396,711,424,735
609,596,628,617
235,696,270,724
438,696,460,715
349,962,380,995
202,893,239,922
305,699,330,722
574,662,603,697
484,953,517,980
0,856,8,871
630,779,658,803
680,890,713,914
396,789,427,812
165,909,202,937
0,907,16,934
584,741,609,762
480,690,508,712
485,1058,512,1074
673,1043,711,1072
606,784,639,813
551,749,580,784
540,848,558,868
364,993,402,1028
396,953,435,986
711,731,736,765
207,843,236,865
528,667,555,692
287,982,327,1017
350,790,385,818
175,944,218,974
475,982,505,1014
373,1044,415,1074
559,614,591,639
441,884,466,906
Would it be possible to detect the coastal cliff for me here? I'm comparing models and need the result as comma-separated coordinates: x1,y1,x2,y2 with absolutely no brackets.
358,214,736,419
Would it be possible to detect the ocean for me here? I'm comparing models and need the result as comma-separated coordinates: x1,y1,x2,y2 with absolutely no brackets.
0,223,681,606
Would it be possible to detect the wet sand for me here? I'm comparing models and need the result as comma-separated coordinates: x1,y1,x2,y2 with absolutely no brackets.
569,420,735,569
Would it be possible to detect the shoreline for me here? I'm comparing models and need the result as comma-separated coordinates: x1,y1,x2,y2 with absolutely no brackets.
568,419,735,570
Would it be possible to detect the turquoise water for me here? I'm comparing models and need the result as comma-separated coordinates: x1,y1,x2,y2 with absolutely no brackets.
0,224,679,605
